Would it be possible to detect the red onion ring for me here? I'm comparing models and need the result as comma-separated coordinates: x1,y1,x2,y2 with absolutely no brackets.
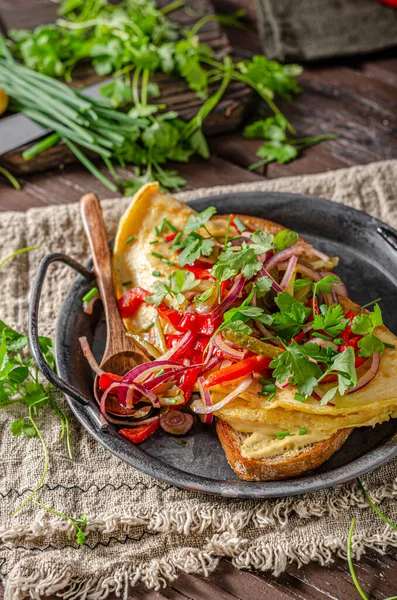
347,352,380,394
79,336,104,376
202,356,222,375
191,375,253,414
160,331,195,361
160,410,194,435
197,377,213,424
265,245,304,272
276,380,290,390
280,255,298,290
213,333,246,361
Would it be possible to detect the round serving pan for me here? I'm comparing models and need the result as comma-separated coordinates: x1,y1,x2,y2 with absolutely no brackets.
29,191,397,498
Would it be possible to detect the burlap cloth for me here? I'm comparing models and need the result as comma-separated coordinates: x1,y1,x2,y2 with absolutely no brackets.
1,160,397,599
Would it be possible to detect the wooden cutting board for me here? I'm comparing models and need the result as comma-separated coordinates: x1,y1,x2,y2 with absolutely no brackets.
0,0,254,175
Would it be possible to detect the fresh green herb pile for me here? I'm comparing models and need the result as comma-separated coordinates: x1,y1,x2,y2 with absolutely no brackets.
0,0,335,192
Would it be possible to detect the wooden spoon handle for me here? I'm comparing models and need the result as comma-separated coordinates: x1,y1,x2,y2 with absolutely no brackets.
80,193,124,350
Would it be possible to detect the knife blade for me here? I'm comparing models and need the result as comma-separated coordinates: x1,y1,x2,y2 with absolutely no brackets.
0,80,109,156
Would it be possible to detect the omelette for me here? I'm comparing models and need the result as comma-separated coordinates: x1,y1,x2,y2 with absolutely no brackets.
90,182,397,480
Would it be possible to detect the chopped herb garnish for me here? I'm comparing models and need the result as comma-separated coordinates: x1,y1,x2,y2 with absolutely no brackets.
143,322,155,331
234,216,247,232
268,391,276,401
82,287,98,304
172,232,183,247
152,270,162,277
150,240,159,245
385,342,396,349
313,332,332,341
260,383,276,395
333,337,344,345
313,304,348,338
156,368,166,377
276,430,290,440
154,226,160,236
160,218,178,233
122,280,132,286
294,392,307,402
351,304,385,357
146,270,200,307
126,236,135,244
151,251,174,266
298,427,307,435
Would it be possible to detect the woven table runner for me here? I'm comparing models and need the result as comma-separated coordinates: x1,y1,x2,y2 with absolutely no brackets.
1,160,397,599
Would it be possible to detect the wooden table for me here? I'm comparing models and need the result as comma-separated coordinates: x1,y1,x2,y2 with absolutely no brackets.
1,0,397,598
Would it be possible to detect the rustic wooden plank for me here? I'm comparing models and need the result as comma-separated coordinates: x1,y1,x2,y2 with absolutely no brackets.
0,0,255,175
0,154,263,211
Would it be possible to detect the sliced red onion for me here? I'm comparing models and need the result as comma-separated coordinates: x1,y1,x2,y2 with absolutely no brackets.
220,359,233,369
307,247,331,263
202,356,222,375
303,323,314,333
347,352,379,394
209,275,245,320
197,377,213,424
320,271,349,298
213,333,246,361
309,337,338,352
293,263,322,282
276,380,290,390
123,360,184,384
280,255,298,290
83,292,99,315
191,375,253,415
160,410,194,435
265,245,304,273
159,331,195,361
79,336,104,376
122,381,160,408
258,267,282,293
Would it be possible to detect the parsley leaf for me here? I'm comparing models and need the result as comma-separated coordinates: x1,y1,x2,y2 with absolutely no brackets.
313,304,348,337
351,304,385,357
184,206,217,235
270,341,322,396
255,276,273,298
212,243,261,282
273,229,299,251
146,270,200,307
315,275,341,295
319,347,357,405
249,230,274,254
272,292,311,339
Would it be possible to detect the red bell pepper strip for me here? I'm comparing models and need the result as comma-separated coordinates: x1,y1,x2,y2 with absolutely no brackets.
203,355,272,388
99,372,122,391
165,232,178,242
192,259,213,269
307,297,320,320
178,312,220,336
185,265,215,280
178,366,201,402
119,420,160,444
157,304,183,329
118,287,150,319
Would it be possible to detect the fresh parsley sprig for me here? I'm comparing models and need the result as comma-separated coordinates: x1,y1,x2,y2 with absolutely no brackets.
351,304,385,357
146,269,201,306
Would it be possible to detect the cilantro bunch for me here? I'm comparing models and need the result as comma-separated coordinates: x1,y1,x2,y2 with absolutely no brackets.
244,116,336,170
0,0,336,193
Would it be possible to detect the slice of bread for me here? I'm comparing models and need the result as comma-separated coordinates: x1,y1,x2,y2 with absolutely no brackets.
216,420,353,481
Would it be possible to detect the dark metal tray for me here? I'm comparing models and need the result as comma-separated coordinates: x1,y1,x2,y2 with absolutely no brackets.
28,191,397,498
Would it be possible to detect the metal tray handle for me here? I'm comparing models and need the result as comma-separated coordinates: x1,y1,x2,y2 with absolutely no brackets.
28,252,108,431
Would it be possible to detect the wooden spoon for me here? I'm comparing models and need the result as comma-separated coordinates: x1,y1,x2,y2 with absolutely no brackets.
80,193,148,405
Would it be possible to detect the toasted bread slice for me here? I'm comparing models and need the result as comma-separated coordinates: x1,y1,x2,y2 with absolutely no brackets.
216,420,353,481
